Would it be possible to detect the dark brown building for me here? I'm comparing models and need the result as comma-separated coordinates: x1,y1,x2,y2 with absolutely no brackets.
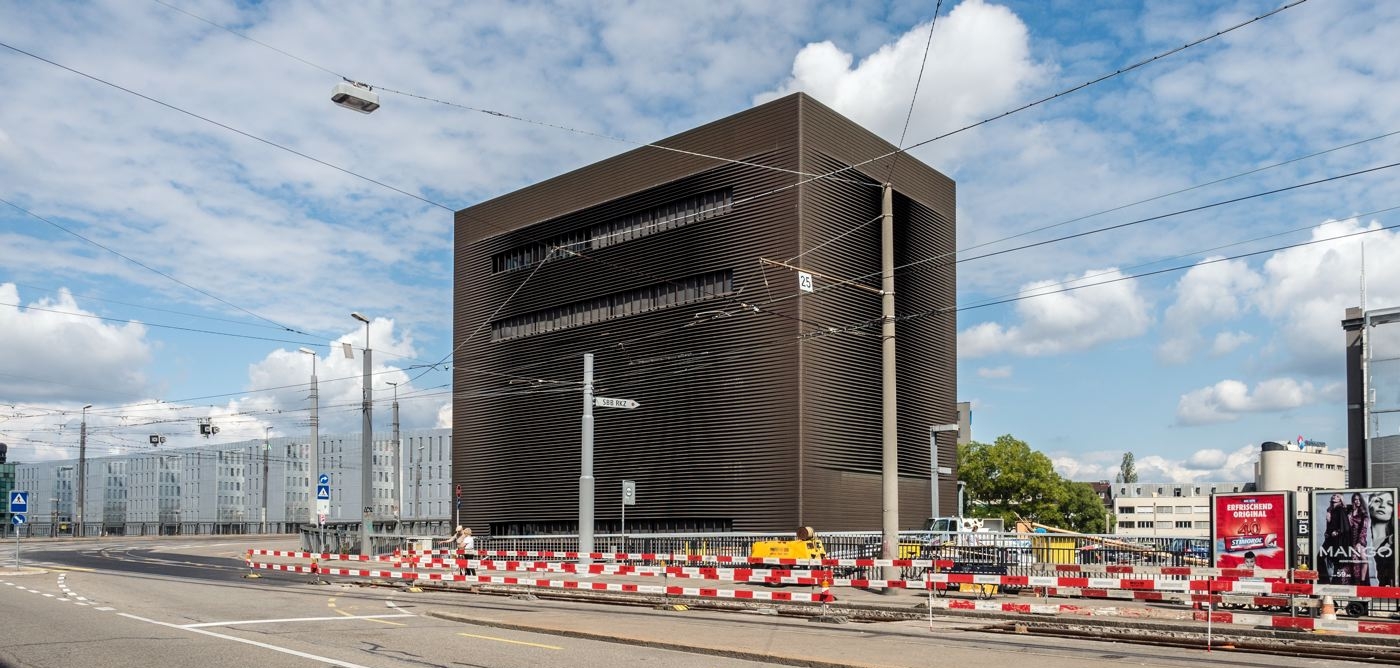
453,93,957,534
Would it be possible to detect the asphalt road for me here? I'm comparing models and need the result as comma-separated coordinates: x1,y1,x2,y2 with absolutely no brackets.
0,536,1374,667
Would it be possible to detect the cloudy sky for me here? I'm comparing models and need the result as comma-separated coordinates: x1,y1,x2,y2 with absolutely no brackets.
1,0,1396,485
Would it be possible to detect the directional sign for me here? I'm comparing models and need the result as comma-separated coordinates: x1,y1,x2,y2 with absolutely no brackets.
316,485,331,501
595,397,640,409
11,514,25,526
318,473,330,486
9,491,27,514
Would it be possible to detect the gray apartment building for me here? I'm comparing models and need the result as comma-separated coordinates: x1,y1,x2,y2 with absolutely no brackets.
453,93,958,534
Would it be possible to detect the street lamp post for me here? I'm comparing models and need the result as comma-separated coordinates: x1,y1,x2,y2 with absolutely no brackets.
387,381,401,527
351,312,373,556
298,347,319,529
77,404,92,538
262,427,272,535
928,423,959,520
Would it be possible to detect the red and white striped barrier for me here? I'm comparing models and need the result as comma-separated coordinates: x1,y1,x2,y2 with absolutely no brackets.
1195,610,1400,637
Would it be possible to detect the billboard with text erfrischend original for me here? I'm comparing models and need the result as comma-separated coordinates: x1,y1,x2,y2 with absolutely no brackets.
1211,491,1292,570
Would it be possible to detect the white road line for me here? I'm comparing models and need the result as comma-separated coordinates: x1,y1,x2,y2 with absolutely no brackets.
119,613,378,668
182,614,414,629
95,606,115,611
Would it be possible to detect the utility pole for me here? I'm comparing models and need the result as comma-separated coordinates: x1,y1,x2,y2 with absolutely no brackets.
880,183,899,587
77,404,92,538
351,312,373,556
580,353,595,564
262,427,273,534
388,381,400,525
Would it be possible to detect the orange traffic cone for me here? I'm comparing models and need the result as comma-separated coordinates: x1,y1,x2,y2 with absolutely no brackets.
1320,595,1336,621
819,578,836,603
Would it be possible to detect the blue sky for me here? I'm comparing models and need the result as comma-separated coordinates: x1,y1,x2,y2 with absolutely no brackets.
1,0,1397,484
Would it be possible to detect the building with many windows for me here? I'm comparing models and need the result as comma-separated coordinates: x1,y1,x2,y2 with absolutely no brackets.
10,428,451,536
1112,481,1252,538
453,93,958,534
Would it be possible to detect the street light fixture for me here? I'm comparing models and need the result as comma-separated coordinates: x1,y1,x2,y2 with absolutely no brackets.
350,312,373,556
298,347,319,529
77,404,92,538
330,80,380,114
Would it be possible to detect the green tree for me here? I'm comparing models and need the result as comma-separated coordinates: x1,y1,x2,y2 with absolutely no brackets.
1055,481,1109,533
1115,452,1138,484
957,435,1065,526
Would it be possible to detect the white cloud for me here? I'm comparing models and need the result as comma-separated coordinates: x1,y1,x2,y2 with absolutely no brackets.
1131,445,1259,484
977,365,1012,379
1053,445,1258,483
959,268,1152,358
1157,258,1261,364
757,0,1047,163
0,283,151,402
1175,378,1317,426
1251,218,1400,374
1211,330,1254,356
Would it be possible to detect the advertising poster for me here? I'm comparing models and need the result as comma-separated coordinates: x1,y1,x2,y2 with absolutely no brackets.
1211,492,1291,570
1313,488,1397,586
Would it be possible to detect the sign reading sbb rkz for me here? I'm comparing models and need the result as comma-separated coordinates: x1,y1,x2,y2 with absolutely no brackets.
594,397,640,409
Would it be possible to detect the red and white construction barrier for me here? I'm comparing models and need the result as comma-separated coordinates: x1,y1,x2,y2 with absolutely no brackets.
1195,610,1400,637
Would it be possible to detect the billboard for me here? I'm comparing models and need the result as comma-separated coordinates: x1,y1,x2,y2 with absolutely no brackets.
1211,491,1292,570
1313,488,1397,586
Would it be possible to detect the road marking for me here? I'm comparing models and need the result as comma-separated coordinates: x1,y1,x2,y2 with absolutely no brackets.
457,633,562,650
45,565,95,572
183,614,414,629
334,608,405,626
119,613,376,668
95,606,115,611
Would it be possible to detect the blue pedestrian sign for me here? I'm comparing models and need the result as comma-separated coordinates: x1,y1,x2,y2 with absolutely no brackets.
11,514,24,526
318,473,329,486
9,491,27,514
316,485,331,501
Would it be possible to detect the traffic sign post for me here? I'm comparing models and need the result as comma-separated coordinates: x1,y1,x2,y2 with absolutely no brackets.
9,491,27,570
621,480,636,551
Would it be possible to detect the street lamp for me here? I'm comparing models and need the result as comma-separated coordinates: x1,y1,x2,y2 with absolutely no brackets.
262,427,273,535
298,347,319,529
387,380,400,526
351,312,373,556
77,404,92,538
928,423,959,520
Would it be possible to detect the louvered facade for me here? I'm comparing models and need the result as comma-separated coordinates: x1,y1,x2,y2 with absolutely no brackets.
453,93,956,534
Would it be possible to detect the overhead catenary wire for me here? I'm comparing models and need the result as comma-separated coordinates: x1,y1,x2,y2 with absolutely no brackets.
0,196,308,335
5,1,1316,425
766,159,1400,305
884,0,944,185
147,0,879,188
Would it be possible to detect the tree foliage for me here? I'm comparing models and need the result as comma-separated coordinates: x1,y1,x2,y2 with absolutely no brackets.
1115,452,1138,484
957,435,1065,526
957,434,1111,533
1055,481,1109,533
